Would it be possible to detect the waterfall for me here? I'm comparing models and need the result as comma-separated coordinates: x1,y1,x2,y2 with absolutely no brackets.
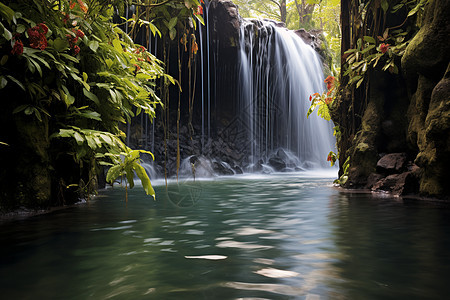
238,19,335,169
128,6,337,177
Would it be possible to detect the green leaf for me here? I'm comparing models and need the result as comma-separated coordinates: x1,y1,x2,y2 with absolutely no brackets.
356,77,365,88
53,38,69,52
61,86,75,106
60,53,79,63
169,28,177,41
363,36,375,44
83,88,100,105
134,163,155,199
348,75,363,85
0,76,7,89
105,58,113,69
408,3,421,17
194,14,205,26
12,105,28,114
361,44,375,54
89,40,99,52
82,72,88,82
125,165,134,189
0,2,15,23
1,23,12,40
106,165,123,183
149,22,161,38
168,17,178,30
16,24,25,33
33,108,42,122
73,131,84,145
79,110,102,121
1,55,8,65
381,0,389,13
112,39,122,52
29,54,51,69
57,129,74,138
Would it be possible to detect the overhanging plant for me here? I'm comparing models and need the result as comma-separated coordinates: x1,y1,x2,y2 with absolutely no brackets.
0,0,177,202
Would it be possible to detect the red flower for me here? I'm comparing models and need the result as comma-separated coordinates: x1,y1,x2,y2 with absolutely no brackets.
27,26,47,50
135,46,146,54
137,58,144,62
192,41,198,54
62,12,69,24
69,1,76,9
66,34,79,47
325,97,333,105
133,64,141,72
75,29,84,38
200,0,204,3
195,5,203,15
11,40,24,56
324,75,335,90
309,95,312,101
73,45,80,55
39,23,48,35
77,0,88,13
380,43,390,54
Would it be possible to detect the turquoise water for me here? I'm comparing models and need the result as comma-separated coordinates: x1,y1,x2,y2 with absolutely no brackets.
1,172,450,299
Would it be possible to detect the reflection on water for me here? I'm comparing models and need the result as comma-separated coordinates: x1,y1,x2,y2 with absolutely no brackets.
1,172,450,299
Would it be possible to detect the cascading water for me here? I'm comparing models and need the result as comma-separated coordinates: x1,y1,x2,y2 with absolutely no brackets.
238,19,335,170
128,3,337,178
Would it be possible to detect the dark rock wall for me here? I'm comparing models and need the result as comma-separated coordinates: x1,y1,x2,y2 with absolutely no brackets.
402,0,450,197
334,0,450,199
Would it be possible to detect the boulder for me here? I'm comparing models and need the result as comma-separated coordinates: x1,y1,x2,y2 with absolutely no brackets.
268,157,286,171
376,153,407,174
365,173,385,189
371,172,419,196
213,161,234,175
294,29,320,51
209,0,242,48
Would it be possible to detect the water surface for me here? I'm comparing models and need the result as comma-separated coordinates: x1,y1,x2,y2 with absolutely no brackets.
1,172,449,299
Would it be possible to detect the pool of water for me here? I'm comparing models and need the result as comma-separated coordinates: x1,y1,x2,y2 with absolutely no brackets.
1,172,450,299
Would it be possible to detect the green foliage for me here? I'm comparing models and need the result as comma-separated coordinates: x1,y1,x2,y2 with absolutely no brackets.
342,0,429,89
333,156,350,185
307,75,339,166
307,75,337,121
105,148,156,201
327,151,337,167
0,0,174,200
125,0,205,42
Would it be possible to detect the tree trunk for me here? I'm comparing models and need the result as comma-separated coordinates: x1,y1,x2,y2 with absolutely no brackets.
280,0,287,24
340,0,351,83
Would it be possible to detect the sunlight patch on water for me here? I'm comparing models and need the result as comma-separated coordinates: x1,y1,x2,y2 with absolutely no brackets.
216,240,273,250
118,220,137,224
235,227,275,236
253,258,275,265
184,229,205,235
180,221,202,226
143,237,161,244
254,268,300,278
185,255,227,260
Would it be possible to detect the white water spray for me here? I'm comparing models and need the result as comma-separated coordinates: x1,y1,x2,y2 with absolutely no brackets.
238,20,335,169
